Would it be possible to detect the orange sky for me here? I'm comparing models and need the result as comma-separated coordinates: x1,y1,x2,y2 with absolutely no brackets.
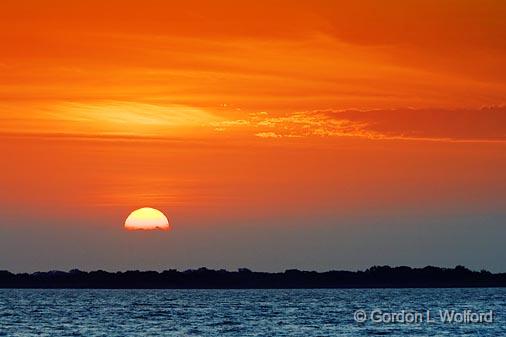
1,0,505,272
2,0,506,139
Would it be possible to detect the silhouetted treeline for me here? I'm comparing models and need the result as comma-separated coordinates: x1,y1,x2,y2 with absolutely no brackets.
0,266,505,289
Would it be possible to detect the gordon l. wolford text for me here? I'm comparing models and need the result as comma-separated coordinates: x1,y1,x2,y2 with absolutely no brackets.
354,309,494,324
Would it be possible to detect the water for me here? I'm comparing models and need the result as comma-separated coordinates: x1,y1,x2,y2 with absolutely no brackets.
0,288,504,336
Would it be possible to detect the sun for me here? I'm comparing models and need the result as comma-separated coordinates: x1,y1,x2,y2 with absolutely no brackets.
124,207,170,231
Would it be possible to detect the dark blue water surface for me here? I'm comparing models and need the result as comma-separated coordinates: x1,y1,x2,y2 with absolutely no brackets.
0,288,504,336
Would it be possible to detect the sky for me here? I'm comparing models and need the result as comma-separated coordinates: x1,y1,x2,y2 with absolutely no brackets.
1,0,505,272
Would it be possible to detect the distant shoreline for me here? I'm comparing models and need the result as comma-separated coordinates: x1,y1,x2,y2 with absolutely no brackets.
2,266,506,289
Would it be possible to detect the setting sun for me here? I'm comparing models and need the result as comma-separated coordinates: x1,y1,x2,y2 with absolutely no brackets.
124,208,170,231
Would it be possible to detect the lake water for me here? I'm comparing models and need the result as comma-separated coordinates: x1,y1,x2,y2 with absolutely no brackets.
0,288,504,336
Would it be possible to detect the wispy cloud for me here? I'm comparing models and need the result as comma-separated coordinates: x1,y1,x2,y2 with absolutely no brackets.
214,107,506,142
0,101,220,137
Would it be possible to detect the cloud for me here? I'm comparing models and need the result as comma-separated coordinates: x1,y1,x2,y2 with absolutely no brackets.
220,107,506,142
324,107,506,141
3,1,504,49
0,101,220,137
2,1,505,113
1,1,506,142
255,132,282,138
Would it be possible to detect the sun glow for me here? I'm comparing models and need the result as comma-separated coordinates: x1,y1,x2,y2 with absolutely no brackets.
124,207,170,231
0,101,220,137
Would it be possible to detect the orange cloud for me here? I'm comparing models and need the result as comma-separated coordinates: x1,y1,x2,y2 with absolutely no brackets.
1,0,506,144
216,107,506,142
323,107,506,141
0,101,220,137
